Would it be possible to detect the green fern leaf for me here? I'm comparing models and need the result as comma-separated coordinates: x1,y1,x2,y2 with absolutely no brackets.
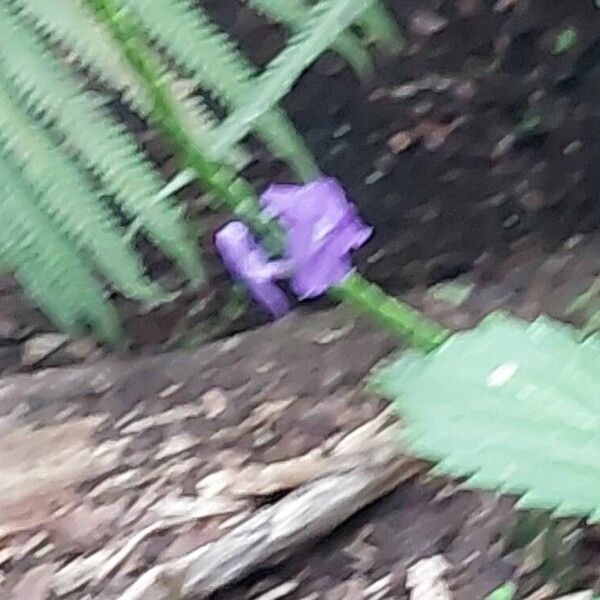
0,4,203,283
120,0,319,180
248,0,373,77
0,151,123,344
7,0,249,170
84,0,285,253
211,0,377,156
0,75,168,304
374,311,600,521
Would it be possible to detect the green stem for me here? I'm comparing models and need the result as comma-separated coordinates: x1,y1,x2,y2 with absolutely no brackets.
86,0,447,352
333,274,449,352
359,3,405,53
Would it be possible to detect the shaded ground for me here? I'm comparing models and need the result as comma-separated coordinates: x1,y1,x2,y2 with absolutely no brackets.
3,231,600,598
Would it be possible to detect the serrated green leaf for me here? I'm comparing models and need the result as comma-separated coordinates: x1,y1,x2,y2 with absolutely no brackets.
212,0,377,155
0,151,122,344
0,4,203,282
0,74,168,304
7,0,249,170
120,0,319,180
374,311,600,520
249,0,373,77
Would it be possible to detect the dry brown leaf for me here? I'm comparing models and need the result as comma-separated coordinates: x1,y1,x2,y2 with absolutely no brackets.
49,501,122,552
12,564,55,600
0,418,120,538
121,404,205,434
229,450,328,497
150,492,245,521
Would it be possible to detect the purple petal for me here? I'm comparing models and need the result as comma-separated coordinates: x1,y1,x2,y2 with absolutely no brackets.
261,178,350,228
292,217,372,297
215,221,290,318
261,178,372,298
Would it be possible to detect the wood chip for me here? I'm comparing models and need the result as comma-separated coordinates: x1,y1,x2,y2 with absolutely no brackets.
150,493,245,521
155,432,198,460
201,388,228,419
22,333,68,366
53,549,113,596
254,581,300,600
229,450,328,497
12,564,55,600
407,556,452,600
121,404,205,434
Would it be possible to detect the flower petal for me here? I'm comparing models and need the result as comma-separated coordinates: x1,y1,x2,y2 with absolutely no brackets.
215,221,290,318
261,178,372,299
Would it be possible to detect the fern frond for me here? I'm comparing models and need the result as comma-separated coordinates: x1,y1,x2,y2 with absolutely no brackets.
120,0,319,181
212,0,377,155
7,0,249,170
248,0,373,77
0,75,169,304
84,0,284,254
0,3,203,283
0,151,123,344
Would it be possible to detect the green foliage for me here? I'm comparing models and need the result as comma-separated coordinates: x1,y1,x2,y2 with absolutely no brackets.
0,3,202,282
553,26,578,55
7,0,250,169
486,583,516,600
358,3,404,53
0,0,401,342
249,0,374,77
0,1,200,340
0,75,166,304
85,0,283,253
374,311,600,520
120,0,319,181
0,151,123,344
212,0,378,156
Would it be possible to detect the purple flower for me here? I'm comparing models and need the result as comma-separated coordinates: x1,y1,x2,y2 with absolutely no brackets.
261,178,372,298
214,221,290,318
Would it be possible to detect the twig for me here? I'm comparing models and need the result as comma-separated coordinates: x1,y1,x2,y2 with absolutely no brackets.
121,446,422,599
